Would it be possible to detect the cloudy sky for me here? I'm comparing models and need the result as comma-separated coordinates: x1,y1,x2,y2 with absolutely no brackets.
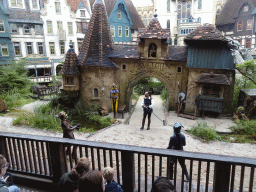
131,0,152,7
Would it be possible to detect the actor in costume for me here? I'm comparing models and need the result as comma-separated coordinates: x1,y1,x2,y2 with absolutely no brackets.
110,83,119,118
55,111,81,159
141,92,154,130
167,123,190,180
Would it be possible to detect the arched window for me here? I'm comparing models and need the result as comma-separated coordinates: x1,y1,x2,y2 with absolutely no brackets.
167,0,171,12
177,2,191,20
94,88,98,97
148,43,157,57
167,19,170,28
198,0,202,10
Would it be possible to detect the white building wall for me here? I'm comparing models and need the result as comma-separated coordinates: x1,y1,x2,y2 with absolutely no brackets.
40,0,78,61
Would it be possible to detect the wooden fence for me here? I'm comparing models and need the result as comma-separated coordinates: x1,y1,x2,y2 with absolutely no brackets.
0,132,255,192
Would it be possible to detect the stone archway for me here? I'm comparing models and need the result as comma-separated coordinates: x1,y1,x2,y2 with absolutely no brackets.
119,61,187,111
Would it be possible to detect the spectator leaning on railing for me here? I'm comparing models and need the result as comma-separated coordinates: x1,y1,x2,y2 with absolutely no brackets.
57,157,91,192
0,154,19,192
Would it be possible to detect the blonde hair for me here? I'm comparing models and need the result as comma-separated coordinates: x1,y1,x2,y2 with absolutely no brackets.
102,167,115,182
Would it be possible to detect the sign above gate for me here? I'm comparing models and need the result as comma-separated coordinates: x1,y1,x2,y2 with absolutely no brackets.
134,62,171,71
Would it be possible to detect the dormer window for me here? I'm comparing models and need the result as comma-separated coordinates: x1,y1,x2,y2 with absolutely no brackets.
118,10,121,19
148,43,157,58
80,10,85,17
244,5,249,12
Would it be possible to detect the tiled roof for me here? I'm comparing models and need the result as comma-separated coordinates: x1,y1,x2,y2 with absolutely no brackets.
185,24,225,41
60,48,80,76
165,46,187,61
66,0,91,13
90,0,144,29
195,72,231,85
138,16,170,39
108,45,139,58
78,0,117,68
216,0,256,25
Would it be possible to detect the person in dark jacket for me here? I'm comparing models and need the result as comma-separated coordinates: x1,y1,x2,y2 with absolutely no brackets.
103,167,123,192
151,176,176,192
57,157,91,192
167,123,190,180
141,92,154,130
55,111,81,159
0,154,19,192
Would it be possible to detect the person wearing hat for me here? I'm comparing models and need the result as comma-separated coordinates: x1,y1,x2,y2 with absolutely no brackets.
167,123,189,180
55,111,81,159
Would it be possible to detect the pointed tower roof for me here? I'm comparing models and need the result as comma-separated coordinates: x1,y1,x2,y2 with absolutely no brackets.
60,42,80,75
138,14,170,39
78,0,118,68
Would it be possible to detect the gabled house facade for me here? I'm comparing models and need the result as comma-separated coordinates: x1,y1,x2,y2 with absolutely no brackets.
216,0,256,49
90,0,144,44
0,2,14,65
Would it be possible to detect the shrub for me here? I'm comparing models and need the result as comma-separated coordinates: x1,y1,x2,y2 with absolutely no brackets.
230,120,256,139
160,87,168,101
132,92,139,101
187,123,222,141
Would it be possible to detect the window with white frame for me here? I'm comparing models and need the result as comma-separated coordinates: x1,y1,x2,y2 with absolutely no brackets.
59,41,65,55
110,25,115,37
47,21,53,34
10,23,18,34
10,0,23,8
118,26,122,37
49,42,55,55
23,24,31,34
13,42,21,56
57,21,63,30
118,10,121,19
198,0,202,10
55,2,61,14
247,20,253,30
25,42,33,55
37,42,44,55
1,45,9,56
77,22,82,33
35,25,43,34
0,20,4,32
80,10,85,17
68,22,73,35
31,0,39,10
125,26,129,37
237,21,243,31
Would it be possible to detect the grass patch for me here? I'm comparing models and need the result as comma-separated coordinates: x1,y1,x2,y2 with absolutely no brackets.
222,134,256,144
187,123,222,141
13,102,114,133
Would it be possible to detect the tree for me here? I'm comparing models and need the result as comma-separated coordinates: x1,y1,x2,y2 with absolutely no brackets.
236,59,256,87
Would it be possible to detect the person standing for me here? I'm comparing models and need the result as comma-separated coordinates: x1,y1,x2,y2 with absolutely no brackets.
167,123,190,180
55,111,81,159
140,92,154,130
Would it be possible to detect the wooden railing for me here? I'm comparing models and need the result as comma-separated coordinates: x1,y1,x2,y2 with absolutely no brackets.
0,132,255,192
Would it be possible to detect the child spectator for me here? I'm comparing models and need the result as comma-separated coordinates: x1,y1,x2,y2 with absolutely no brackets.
78,170,104,192
151,177,176,192
102,167,123,192
0,154,19,192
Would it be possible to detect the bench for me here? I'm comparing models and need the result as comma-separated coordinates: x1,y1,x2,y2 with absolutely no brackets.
117,104,126,119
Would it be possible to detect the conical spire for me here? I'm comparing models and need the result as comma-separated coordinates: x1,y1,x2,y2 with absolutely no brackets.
60,41,80,75
138,14,169,39
78,0,116,68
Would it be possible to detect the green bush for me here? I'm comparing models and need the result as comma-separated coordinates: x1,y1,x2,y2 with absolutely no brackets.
134,77,165,95
230,120,256,139
132,92,139,101
160,87,168,101
187,123,222,141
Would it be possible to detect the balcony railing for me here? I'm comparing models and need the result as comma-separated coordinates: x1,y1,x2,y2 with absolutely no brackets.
177,18,201,25
0,132,255,192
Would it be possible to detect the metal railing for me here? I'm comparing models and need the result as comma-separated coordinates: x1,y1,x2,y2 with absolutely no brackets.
0,132,255,192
